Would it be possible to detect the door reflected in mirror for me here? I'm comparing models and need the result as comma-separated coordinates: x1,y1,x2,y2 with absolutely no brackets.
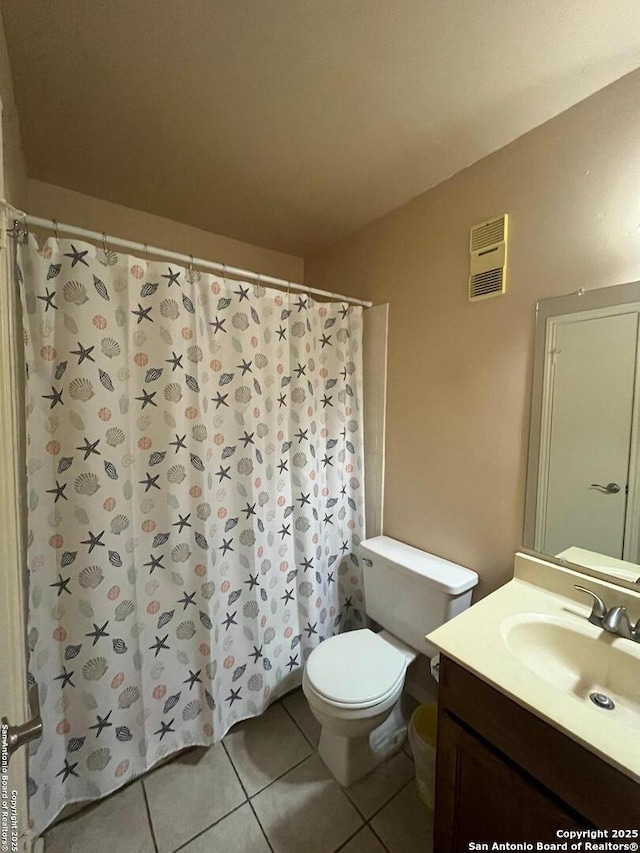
524,281,640,589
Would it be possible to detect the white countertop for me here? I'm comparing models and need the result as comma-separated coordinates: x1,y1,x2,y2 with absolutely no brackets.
426,552,640,783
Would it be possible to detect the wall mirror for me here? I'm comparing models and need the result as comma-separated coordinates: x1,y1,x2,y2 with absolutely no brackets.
524,280,640,590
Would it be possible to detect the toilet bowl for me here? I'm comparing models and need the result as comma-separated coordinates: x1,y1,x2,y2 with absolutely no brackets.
303,535,479,787
302,628,416,786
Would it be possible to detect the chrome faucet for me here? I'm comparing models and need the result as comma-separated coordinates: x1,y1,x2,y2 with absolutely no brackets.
602,606,637,641
574,585,640,643
574,585,607,626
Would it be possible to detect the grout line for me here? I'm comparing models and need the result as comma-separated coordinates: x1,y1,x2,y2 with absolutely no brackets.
341,750,415,823
278,694,319,750
221,740,250,800
341,785,367,823
221,741,274,853
333,824,367,852
171,801,247,853
367,819,392,853
246,799,275,853
278,693,407,851
165,741,250,853
366,777,414,824
348,768,416,827
140,780,159,853
222,702,315,795
332,811,394,853
249,750,313,798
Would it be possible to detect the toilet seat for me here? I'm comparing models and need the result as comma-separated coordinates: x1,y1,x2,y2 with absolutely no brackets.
305,629,408,710
304,669,405,714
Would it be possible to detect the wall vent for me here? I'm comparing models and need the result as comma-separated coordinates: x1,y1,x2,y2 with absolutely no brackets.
469,214,508,301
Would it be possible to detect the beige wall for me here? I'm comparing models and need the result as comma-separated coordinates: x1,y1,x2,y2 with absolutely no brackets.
0,6,26,205
27,180,303,282
305,68,640,597
2,7,302,280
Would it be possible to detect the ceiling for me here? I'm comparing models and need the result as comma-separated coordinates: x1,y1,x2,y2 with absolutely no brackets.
3,1,640,257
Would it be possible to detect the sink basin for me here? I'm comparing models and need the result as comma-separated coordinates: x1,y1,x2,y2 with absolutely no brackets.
500,613,640,730
427,554,640,781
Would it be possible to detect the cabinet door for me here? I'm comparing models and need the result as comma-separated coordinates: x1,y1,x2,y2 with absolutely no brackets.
435,712,589,852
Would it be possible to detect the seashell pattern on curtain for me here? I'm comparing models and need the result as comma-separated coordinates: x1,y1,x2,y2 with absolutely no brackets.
16,235,365,834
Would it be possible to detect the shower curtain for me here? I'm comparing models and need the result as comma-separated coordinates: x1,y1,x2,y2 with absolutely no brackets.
16,234,364,835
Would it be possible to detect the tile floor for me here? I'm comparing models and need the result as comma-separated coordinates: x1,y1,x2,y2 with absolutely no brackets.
43,688,434,853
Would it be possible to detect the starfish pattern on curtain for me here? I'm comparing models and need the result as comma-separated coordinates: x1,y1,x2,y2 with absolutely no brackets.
16,235,365,834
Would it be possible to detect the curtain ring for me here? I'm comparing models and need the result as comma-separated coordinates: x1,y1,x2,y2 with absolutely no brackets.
222,263,227,285
102,232,108,253
8,218,23,243
52,219,59,241
188,254,194,276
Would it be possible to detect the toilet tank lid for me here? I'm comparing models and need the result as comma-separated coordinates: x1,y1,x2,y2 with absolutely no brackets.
359,536,478,595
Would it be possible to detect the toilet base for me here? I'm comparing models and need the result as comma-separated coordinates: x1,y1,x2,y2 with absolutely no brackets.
317,696,408,787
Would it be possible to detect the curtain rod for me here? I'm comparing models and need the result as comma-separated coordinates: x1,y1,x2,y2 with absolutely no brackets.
4,202,372,309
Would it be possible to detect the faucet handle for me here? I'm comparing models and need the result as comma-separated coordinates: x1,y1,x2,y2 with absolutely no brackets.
601,606,634,639
574,585,607,624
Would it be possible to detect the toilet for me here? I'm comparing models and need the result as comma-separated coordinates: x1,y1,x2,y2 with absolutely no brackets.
302,535,478,787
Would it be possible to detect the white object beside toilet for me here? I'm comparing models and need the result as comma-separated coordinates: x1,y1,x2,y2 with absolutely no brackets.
430,653,441,683
302,536,478,787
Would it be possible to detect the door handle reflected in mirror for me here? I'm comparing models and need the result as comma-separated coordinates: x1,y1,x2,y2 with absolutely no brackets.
590,482,621,494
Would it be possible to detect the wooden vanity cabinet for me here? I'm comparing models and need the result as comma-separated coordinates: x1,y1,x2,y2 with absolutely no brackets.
434,656,640,851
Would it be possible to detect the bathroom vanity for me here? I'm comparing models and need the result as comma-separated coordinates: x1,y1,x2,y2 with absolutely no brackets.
426,552,640,851
434,656,639,849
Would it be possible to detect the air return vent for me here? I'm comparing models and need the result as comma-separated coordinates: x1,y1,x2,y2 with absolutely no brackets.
469,214,508,301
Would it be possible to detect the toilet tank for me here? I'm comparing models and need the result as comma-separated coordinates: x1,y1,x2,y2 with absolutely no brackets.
359,536,478,657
